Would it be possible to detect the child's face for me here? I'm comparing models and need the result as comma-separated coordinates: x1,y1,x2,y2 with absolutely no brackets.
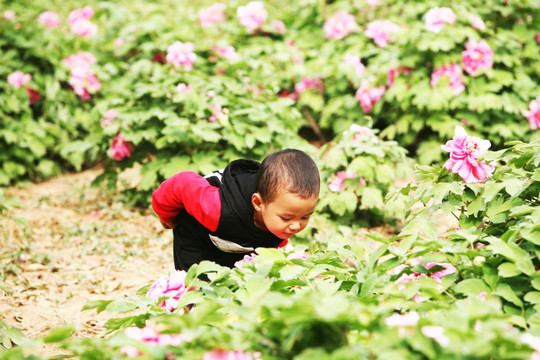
252,191,318,240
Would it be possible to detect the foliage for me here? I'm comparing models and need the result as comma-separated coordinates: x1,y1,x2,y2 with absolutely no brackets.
317,125,412,227
394,138,540,329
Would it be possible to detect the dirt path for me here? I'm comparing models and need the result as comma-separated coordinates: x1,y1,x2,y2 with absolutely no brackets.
0,166,174,354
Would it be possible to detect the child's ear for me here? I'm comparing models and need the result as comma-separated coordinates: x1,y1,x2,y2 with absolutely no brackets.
251,192,264,211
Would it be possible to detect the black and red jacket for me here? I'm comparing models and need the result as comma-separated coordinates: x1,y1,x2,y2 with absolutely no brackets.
152,159,287,271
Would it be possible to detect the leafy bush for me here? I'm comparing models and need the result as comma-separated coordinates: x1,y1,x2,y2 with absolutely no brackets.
317,124,412,227
395,137,540,328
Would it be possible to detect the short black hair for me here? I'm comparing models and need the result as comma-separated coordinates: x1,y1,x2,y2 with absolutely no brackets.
256,149,320,203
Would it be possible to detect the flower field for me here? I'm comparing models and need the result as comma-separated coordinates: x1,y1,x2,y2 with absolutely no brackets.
1,0,540,359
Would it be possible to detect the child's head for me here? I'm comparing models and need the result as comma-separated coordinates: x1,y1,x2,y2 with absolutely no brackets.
251,149,320,239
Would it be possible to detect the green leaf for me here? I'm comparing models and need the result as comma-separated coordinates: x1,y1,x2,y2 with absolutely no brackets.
82,300,113,314
455,279,491,295
360,187,383,208
42,325,75,344
524,292,540,304
495,283,523,308
498,263,522,277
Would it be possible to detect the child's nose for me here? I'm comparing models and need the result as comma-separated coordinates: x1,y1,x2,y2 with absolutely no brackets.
289,222,301,231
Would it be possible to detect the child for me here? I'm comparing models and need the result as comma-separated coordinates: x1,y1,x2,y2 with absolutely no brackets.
152,149,320,271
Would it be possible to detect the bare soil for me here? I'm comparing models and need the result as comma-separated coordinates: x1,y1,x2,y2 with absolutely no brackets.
0,166,174,355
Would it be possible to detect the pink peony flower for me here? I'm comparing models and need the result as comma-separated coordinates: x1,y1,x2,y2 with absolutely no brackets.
423,262,456,283
522,97,540,130
387,66,411,87
37,11,61,28
68,66,101,100
175,83,192,94
294,77,324,94
328,170,357,192
430,64,465,95
286,251,308,260
365,20,400,47
323,11,357,39
25,88,41,104
70,18,98,37
355,79,386,113
346,124,377,142
166,41,197,71
203,350,261,360
215,46,237,61
7,71,31,88
121,324,188,357
421,326,450,347
425,7,456,33
67,6,94,24
470,15,486,30
146,270,194,311
343,54,366,77
237,1,267,33
272,20,286,34
63,51,97,68
110,133,132,162
278,89,299,101
3,10,15,20
385,311,420,327
536,34,540,44
198,3,226,26
461,39,493,76
441,126,495,183
101,109,120,128
234,253,258,272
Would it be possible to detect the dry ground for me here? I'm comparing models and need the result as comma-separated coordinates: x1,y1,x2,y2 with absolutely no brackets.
0,166,174,355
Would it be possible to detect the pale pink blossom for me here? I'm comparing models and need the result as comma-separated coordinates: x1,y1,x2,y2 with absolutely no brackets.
385,311,420,327
343,54,366,77
387,67,411,87
470,15,486,30
146,270,194,312
68,6,94,24
63,51,97,69
203,350,262,360
421,326,449,347
176,83,192,94
365,20,400,47
70,18,98,36
166,41,197,71
430,64,465,95
101,110,120,128
7,71,31,88
215,46,237,61
522,97,540,130
355,79,386,113
323,11,357,39
346,124,377,142
287,251,308,260
37,11,61,28
199,3,226,26
68,66,101,100
121,324,188,357
234,253,258,272
425,7,456,33
423,262,456,283
477,292,487,301
367,0,381,6
461,39,493,76
294,77,324,94
110,133,132,161
237,1,267,33
441,126,495,183
272,20,286,34
521,333,540,352
114,37,125,48
3,10,15,21
328,170,357,192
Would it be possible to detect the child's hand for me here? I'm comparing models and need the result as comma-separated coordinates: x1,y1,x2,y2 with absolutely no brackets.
160,220,176,229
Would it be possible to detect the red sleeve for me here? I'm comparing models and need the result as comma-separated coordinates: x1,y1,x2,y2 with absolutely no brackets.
151,171,221,232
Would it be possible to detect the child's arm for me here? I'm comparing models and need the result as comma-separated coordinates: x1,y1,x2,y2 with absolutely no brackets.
152,171,221,231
